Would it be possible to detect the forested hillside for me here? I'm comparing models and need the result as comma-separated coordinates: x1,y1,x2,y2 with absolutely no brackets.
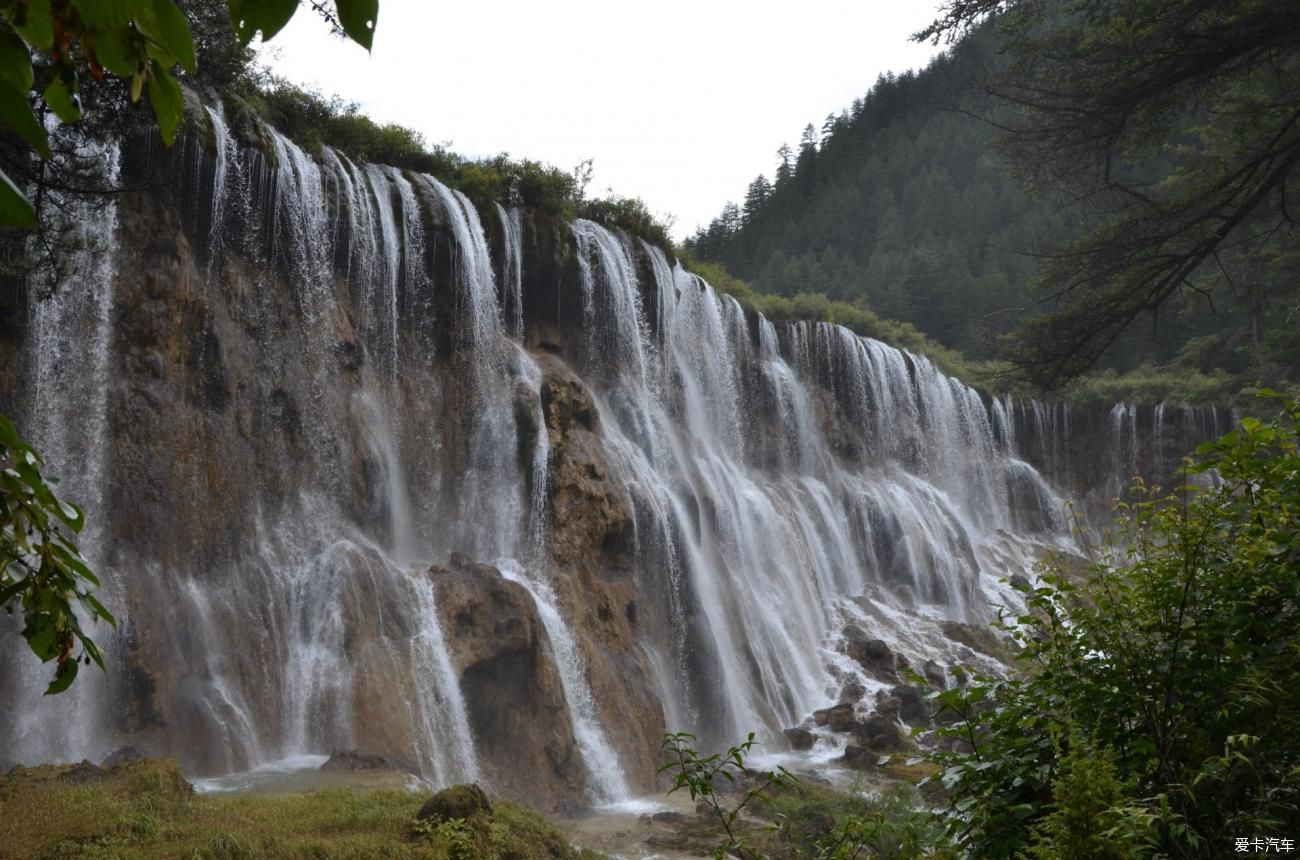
686,29,1299,387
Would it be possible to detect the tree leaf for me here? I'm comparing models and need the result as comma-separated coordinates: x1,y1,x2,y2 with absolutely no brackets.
5,0,54,51
146,59,182,146
42,73,81,123
0,165,36,228
91,26,143,79
22,615,60,660
69,0,144,31
140,0,197,73
44,658,77,695
0,80,50,158
227,0,298,46
0,30,35,90
335,0,378,50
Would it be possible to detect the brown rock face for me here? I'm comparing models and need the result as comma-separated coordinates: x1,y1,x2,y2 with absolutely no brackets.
430,554,584,810
538,354,634,573
531,353,665,792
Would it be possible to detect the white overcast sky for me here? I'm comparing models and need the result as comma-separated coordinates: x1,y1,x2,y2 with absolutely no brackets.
264,1,944,240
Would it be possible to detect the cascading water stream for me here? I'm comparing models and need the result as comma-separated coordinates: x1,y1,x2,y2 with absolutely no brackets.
497,203,525,340
498,562,632,804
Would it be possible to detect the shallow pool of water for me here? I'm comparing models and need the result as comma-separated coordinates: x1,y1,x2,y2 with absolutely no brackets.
191,754,426,795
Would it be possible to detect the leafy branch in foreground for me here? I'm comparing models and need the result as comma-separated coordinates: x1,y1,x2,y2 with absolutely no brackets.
924,392,1300,857
660,732,796,859
0,415,113,694
0,0,380,228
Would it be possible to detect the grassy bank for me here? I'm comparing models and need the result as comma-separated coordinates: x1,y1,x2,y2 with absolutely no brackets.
0,759,603,859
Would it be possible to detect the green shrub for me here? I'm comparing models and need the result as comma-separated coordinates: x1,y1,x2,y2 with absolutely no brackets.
926,394,1300,857
674,249,991,387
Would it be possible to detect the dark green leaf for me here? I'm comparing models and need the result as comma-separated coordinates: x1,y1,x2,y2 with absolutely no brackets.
45,658,77,694
80,592,115,626
22,616,60,660
140,0,196,72
0,30,35,90
70,0,143,30
0,80,50,158
227,0,298,46
0,165,36,228
146,59,182,145
91,27,141,79
42,73,81,123
6,1,54,51
335,0,378,50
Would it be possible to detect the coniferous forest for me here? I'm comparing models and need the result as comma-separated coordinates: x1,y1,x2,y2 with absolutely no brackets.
687,21,1300,394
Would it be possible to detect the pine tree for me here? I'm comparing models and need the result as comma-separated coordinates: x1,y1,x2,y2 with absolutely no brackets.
799,123,818,157
742,175,772,224
775,144,794,184
821,113,838,143
719,202,742,235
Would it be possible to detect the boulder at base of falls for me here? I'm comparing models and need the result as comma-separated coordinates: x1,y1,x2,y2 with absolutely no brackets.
853,716,907,752
841,745,872,767
783,728,815,751
839,681,867,704
825,703,857,733
890,685,932,725
320,749,419,775
841,625,898,681
430,554,585,811
416,783,493,825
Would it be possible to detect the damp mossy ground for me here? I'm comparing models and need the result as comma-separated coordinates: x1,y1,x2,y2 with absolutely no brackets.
0,758,606,859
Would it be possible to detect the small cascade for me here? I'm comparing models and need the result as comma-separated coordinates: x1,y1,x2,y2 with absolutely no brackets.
362,164,403,378
497,203,525,340
204,104,235,262
572,219,652,388
356,390,415,562
499,562,632,804
416,175,528,562
418,177,502,356
1109,402,1140,496
266,132,333,311
515,345,551,556
405,573,480,786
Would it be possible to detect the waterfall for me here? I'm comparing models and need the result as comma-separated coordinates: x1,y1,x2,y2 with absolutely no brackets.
1,109,1232,805
6,140,124,766
5,139,123,769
